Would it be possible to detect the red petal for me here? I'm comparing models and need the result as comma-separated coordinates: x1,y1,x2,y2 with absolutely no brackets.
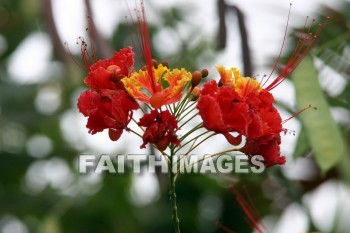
197,95,228,132
222,103,250,133
84,67,116,91
86,111,109,134
138,110,179,150
111,47,135,76
138,109,158,127
111,91,139,127
242,138,285,167
77,90,100,116
200,80,219,96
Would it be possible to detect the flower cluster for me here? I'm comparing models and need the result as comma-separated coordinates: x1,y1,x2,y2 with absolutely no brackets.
77,45,291,167
76,2,328,169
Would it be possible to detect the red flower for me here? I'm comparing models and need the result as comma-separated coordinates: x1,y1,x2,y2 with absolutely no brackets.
84,47,135,96
200,16,330,166
78,90,139,141
77,46,140,141
197,71,285,167
138,110,180,151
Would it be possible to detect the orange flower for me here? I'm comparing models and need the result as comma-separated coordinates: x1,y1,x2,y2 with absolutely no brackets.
122,64,192,108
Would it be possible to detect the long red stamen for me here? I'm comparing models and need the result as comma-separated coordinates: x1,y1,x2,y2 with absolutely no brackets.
215,221,236,233
262,3,292,88
80,37,92,69
229,185,265,233
264,6,329,91
65,15,98,71
124,15,144,69
282,104,317,124
86,15,97,62
126,0,157,93
65,41,85,70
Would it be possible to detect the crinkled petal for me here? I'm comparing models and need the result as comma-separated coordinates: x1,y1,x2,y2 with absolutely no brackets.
84,47,135,92
242,138,285,167
200,80,219,96
138,110,179,150
222,103,250,133
110,47,135,76
122,69,155,102
85,67,116,90
162,68,192,104
197,95,228,133
111,91,139,127
77,90,101,116
123,65,191,107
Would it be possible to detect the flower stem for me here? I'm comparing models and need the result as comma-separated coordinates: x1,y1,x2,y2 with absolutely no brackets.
169,148,181,233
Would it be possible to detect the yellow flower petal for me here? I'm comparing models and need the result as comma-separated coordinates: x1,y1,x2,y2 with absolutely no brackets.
163,68,192,104
217,65,242,87
235,77,262,97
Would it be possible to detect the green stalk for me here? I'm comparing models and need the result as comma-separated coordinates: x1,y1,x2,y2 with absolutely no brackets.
178,102,197,123
179,123,203,141
174,83,193,117
184,132,217,155
175,130,211,153
175,98,190,118
178,111,197,129
169,147,181,233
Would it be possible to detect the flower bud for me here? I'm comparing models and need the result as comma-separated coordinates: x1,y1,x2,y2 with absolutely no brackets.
201,69,209,78
190,86,200,101
152,59,158,68
109,128,122,141
218,80,223,87
161,61,169,68
191,71,202,88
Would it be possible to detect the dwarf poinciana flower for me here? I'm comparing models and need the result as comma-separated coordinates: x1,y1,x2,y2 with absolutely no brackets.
84,47,135,95
138,109,180,151
122,64,192,109
197,13,329,167
77,47,139,141
197,68,285,167
121,1,192,109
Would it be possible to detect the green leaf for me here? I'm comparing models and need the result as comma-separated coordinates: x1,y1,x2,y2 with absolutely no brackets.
293,124,310,159
292,56,346,174
328,97,350,110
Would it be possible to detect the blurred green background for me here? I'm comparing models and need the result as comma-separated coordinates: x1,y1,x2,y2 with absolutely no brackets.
0,0,350,232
